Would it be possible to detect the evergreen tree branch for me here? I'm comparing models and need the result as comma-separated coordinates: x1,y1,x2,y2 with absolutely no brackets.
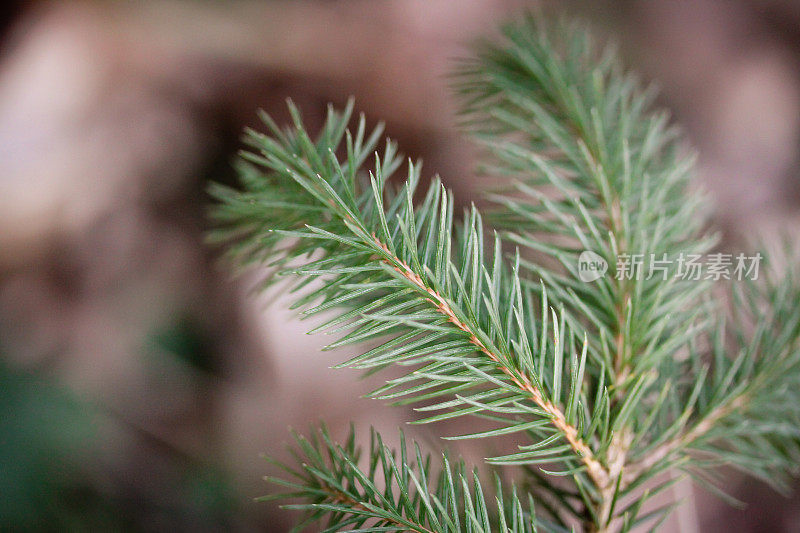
209,101,612,497
453,18,731,528
209,13,800,531
456,15,717,389
372,237,608,488
624,260,800,491
260,425,545,532
623,395,747,485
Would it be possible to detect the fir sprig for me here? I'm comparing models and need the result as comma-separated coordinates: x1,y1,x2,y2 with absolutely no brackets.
456,15,717,385
210,14,800,532
260,425,545,533
210,100,609,485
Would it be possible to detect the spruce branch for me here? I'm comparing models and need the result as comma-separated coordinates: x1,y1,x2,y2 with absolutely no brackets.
452,17,748,527
261,425,545,533
210,100,609,484
456,15,717,387
209,13,800,532
372,236,607,488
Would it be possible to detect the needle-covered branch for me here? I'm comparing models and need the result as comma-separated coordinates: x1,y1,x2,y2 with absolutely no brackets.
210,101,610,485
456,15,717,388
625,264,800,493
260,425,547,533
210,13,800,533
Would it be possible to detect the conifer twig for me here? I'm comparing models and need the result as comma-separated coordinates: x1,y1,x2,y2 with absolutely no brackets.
211,13,800,532
373,235,610,489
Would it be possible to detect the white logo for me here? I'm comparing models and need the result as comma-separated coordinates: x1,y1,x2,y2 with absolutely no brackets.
577,251,608,282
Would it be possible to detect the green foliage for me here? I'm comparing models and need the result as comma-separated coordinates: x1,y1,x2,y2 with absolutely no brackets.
210,96,600,467
456,16,717,383
676,265,800,492
210,14,800,532
261,425,546,533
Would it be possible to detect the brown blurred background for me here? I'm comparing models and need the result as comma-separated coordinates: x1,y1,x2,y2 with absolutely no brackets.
1,1,799,531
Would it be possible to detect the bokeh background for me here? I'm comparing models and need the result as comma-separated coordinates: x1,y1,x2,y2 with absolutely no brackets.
1,1,799,531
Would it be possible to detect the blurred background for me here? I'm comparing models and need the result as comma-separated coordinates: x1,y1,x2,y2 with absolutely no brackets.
1,1,799,531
